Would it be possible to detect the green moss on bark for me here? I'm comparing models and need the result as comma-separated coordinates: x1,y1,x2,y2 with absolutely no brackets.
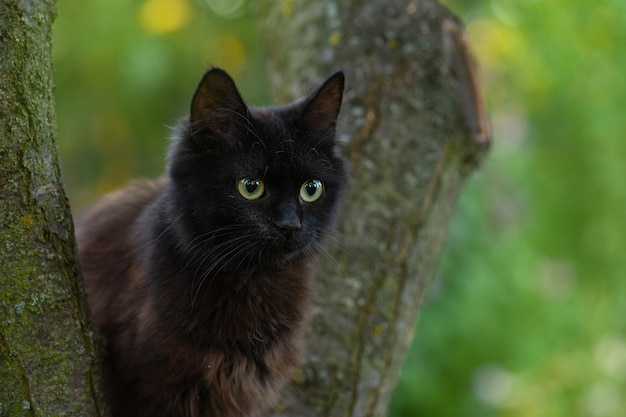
0,0,107,415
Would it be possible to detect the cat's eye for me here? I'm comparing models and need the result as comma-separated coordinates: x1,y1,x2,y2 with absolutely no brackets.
238,178,265,200
300,180,324,203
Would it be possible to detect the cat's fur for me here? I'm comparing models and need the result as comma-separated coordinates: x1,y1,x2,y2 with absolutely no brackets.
76,68,347,417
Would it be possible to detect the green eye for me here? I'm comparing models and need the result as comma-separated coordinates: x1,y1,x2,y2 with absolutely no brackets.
238,178,265,200
300,180,323,203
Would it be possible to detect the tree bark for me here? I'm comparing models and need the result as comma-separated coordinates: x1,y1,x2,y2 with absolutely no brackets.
0,1,107,416
259,1,490,416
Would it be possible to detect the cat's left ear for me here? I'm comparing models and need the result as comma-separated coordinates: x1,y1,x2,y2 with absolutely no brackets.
299,71,345,132
190,68,248,132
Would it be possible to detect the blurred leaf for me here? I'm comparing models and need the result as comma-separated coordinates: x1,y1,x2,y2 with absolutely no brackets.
140,0,190,34
390,0,626,416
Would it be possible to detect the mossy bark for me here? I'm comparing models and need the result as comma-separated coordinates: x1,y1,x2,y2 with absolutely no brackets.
0,1,107,416
259,1,490,416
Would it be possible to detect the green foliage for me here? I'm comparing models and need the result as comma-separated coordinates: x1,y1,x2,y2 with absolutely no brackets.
390,0,626,416
54,0,268,208
54,0,626,415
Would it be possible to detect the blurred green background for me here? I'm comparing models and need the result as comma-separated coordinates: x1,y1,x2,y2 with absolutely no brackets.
54,0,626,416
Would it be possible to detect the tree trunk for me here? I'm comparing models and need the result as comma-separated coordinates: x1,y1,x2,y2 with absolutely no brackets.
258,1,490,416
0,1,107,416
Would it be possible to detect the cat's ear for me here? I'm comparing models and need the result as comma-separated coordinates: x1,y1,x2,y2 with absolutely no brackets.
299,71,345,132
190,68,248,132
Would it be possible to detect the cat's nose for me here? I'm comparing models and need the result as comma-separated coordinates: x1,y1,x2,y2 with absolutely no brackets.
277,217,301,238
276,202,301,238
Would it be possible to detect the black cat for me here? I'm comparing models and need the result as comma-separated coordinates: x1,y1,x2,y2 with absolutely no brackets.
76,68,347,417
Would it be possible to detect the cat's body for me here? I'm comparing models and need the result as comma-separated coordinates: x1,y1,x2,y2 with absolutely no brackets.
77,69,347,417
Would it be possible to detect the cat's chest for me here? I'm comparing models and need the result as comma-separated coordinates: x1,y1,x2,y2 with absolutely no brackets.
198,269,309,339
150,266,312,347
154,283,307,417
174,349,286,417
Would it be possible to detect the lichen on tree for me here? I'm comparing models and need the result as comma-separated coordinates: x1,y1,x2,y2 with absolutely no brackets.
0,1,107,416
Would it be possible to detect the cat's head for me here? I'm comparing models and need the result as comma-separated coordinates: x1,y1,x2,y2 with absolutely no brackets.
167,68,347,269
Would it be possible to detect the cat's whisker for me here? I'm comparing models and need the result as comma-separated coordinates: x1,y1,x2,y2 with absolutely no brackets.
181,225,250,267
155,213,184,243
322,231,352,258
313,241,347,277
182,224,247,252
190,233,251,278
191,234,260,306
205,235,256,275
189,233,251,298
192,241,257,306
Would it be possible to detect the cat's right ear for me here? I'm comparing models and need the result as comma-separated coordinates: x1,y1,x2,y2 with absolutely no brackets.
299,70,345,133
190,68,248,136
